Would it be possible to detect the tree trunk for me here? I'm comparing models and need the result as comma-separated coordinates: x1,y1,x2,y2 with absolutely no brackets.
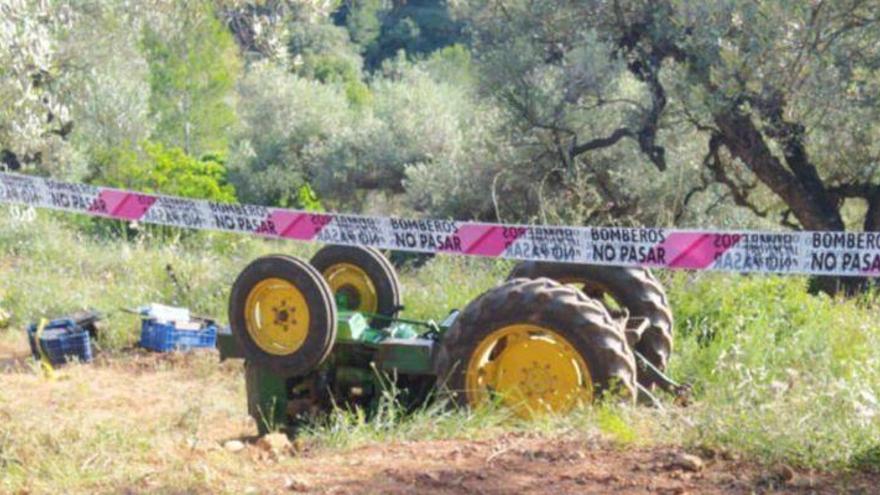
1,150,21,170
714,111,844,232
864,190,880,233
713,110,868,295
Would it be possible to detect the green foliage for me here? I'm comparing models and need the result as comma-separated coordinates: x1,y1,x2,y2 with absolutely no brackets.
142,1,241,157
0,1,59,157
62,2,153,157
0,0,86,178
421,44,473,86
288,19,364,78
454,0,880,231
230,55,499,214
287,15,373,107
141,143,237,202
359,0,465,69
95,142,236,202
309,53,373,107
595,406,637,445
229,61,351,207
311,55,359,83
8,0,880,234
338,0,385,48
297,183,324,212
667,272,880,469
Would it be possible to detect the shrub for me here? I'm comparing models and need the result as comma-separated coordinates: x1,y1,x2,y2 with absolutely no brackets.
94,142,236,203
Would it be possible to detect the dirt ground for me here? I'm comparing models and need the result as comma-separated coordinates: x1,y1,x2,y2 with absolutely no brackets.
1,335,878,494
274,437,880,495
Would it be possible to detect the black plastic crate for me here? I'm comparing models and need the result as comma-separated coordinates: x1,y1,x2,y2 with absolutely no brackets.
27,319,93,366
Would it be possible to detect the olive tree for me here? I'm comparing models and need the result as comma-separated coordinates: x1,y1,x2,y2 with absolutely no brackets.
1,1,158,177
460,1,880,226
0,0,77,175
458,0,880,290
59,2,154,157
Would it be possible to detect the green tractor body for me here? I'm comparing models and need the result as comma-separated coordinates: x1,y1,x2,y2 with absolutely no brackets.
219,308,458,433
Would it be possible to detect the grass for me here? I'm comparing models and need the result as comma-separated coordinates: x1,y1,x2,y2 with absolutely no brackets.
666,272,880,470
2,207,880,492
0,209,505,347
0,352,248,493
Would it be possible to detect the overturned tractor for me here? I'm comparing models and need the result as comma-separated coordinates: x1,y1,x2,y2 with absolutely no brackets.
218,246,682,433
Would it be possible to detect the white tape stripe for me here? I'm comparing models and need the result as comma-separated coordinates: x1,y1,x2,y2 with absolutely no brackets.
2,171,879,277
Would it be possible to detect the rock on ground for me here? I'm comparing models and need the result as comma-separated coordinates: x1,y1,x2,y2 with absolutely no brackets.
224,439,246,453
671,453,705,472
257,432,292,455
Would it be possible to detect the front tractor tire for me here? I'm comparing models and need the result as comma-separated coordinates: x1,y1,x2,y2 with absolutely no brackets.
229,255,337,375
435,278,637,416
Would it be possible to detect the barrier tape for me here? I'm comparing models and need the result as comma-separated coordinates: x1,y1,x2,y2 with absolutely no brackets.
1,171,879,277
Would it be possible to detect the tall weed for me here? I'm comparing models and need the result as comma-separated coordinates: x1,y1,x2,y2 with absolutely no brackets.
667,273,880,469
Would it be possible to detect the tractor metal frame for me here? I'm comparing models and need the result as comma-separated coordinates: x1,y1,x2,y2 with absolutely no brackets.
219,309,459,434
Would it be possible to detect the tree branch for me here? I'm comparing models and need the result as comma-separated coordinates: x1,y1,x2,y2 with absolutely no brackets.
745,93,830,203
714,109,844,231
628,48,669,171
827,183,875,198
703,133,769,218
570,127,632,156
674,174,711,223
582,159,641,221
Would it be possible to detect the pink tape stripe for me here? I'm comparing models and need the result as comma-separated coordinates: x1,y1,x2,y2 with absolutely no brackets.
90,190,156,220
268,210,332,240
447,224,517,256
656,232,741,269
861,258,880,274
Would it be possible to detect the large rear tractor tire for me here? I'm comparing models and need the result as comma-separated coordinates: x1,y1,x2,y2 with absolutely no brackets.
229,255,337,375
310,245,401,329
435,278,637,416
508,262,673,385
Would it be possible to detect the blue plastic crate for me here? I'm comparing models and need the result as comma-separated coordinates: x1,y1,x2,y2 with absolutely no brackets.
140,319,217,352
27,319,93,366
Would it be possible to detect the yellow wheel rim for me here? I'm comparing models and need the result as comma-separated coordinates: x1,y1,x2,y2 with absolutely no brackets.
244,278,311,355
465,324,593,417
322,263,378,313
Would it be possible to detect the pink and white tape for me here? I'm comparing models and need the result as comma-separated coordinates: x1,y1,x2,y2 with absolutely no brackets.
2,171,879,277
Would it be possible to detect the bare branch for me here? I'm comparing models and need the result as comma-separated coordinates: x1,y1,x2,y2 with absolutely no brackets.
581,158,641,221
704,192,730,216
